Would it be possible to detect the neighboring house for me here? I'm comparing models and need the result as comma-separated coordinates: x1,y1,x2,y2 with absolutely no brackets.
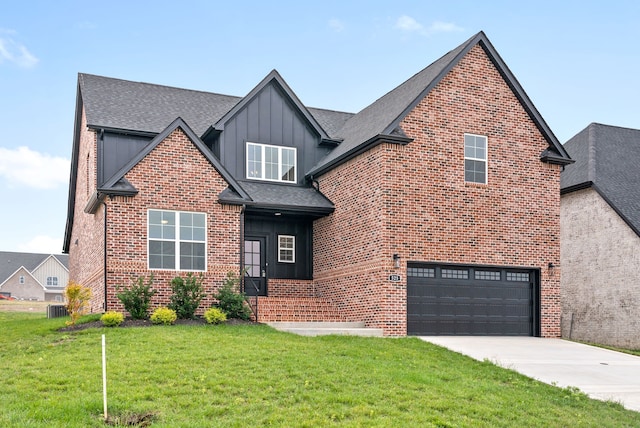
560,123,640,348
0,251,69,302
63,31,571,336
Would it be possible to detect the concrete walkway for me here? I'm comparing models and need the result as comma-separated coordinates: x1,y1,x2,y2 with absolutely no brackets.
420,337,640,412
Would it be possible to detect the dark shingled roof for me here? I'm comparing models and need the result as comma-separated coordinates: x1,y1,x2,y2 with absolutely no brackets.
562,123,640,236
307,31,572,175
0,252,69,284
79,73,353,139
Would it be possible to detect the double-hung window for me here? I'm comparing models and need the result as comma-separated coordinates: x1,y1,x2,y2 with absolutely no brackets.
464,134,487,184
278,235,295,263
148,210,206,271
246,142,296,183
46,277,58,286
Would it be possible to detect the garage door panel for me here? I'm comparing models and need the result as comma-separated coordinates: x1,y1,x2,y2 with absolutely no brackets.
407,264,536,336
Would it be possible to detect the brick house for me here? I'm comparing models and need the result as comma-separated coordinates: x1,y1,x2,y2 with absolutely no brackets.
561,123,640,348
63,31,571,336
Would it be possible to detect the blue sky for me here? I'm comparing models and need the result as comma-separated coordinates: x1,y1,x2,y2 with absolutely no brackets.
1,1,639,254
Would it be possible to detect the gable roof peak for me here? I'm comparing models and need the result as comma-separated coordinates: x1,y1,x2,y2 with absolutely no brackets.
212,69,329,139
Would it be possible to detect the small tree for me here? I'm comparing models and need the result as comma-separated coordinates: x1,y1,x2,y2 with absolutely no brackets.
64,281,92,326
168,273,205,319
115,275,156,320
213,272,251,320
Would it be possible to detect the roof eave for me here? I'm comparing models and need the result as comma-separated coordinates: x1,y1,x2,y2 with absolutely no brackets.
307,134,413,178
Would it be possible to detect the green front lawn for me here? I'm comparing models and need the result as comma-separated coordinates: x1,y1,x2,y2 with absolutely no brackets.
1,312,638,427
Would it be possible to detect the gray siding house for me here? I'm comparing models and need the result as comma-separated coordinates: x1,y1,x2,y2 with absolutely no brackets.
561,123,640,349
0,252,69,301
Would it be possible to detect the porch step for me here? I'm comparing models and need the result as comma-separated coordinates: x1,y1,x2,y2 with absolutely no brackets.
255,297,347,323
267,321,384,337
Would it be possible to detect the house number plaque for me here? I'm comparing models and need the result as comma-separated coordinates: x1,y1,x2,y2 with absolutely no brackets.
389,274,401,282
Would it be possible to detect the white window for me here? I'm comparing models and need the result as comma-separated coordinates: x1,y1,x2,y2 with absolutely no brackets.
19,276,25,284
278,235,295,263
148,210,206,271
46,277,58,286
464,134,487,184
246,142,296,183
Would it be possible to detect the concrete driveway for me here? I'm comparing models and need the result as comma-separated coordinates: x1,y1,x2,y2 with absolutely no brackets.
420,337,640,412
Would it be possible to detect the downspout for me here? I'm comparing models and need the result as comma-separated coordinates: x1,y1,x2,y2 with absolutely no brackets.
102,199,108,312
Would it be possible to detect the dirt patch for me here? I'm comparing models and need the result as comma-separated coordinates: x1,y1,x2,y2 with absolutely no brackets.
0,300,49,313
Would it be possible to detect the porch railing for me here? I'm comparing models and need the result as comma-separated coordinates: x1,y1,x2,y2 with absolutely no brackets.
242,274,260,323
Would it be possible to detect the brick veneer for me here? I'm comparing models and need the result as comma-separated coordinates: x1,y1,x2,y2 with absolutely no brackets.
67,108,106,313
314,44,562,337
69,125,242,315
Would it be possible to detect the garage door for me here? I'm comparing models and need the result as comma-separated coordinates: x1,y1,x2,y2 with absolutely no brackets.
407,263,538,336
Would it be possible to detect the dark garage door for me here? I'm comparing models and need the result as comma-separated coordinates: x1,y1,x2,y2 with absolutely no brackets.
407,263,538,336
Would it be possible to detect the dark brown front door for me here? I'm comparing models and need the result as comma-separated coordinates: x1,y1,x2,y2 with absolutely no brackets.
244,236,266,296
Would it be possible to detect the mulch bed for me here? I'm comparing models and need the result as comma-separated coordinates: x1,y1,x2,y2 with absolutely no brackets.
59,317,255,332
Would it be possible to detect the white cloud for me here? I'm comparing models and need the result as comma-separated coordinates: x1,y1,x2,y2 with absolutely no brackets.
18,235,64,254
395,16,463,36
0,146,70,189
396,15,424,32
0,35,38,68
328,18,345,32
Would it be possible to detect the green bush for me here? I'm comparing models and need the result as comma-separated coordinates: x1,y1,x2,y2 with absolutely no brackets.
150,307,177,325
213,272,251,320
168,273,205,319
100,311,124,327
204,307,227,324
115,275,156,320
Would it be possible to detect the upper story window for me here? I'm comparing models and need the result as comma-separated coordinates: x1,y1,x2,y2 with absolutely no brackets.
47,277,58,286
19,276,25,284
246,142,296,183
148,209,206,271
464,134,487,184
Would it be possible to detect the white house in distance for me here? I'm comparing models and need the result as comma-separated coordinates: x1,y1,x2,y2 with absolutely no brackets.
0,251,69,302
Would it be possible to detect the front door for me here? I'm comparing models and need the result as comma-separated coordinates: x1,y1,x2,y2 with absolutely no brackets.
244,236,267,296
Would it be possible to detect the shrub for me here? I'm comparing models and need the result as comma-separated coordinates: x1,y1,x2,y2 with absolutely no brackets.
116,275,156,320
168,273,205,319
150,307,177,325
204,307,227,324
64,281,92,326
213,272,251,320
101,311,124,327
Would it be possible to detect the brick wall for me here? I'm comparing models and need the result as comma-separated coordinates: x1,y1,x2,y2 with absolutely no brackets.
315,44,562,336
67,107,106,313
103,127,241,315
561,188,640,348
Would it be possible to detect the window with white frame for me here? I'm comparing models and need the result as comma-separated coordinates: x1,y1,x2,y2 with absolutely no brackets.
246,142,296,183
148,210,206,271
19,276,25,284
278,235,295,263
46,277,58,286
464,134,487,184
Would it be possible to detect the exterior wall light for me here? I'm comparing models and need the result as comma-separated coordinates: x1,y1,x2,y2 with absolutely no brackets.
393,254,400,269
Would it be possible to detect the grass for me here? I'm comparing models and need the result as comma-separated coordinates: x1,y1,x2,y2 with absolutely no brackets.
1,312,639,427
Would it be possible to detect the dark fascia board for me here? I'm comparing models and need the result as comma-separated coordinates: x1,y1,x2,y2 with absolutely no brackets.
541,148,575,166
306,133,413,178
63,81,84,254
560,180,592,195
212,70,330,139
238,201,334,218
87,125,157,139
101,117,251,201
381,31,572,165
